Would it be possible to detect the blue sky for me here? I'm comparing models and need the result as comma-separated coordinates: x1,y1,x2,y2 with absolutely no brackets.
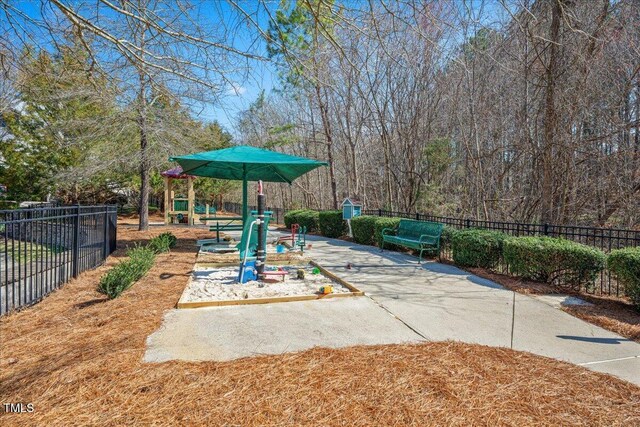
188,0,279,132
4,0,280,133
4,1,509,134
197,58,276,133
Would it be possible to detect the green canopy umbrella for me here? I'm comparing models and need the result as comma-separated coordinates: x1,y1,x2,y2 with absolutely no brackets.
169,145,327,221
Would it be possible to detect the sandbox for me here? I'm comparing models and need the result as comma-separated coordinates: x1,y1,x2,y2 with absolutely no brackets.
177,261,363,308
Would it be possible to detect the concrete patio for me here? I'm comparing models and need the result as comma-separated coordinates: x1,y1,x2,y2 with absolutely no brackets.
145,229,640,386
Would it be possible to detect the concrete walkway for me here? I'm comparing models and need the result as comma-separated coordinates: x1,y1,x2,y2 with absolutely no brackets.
145,228,640,386
145,297,423,362
303,234,640,385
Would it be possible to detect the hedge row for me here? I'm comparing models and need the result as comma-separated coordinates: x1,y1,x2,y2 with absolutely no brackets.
349,216,636,308
98,232,177,299
318,210,347,238
284,209,320,232
607,247,640,310
503,236,606,290
452,229,507,269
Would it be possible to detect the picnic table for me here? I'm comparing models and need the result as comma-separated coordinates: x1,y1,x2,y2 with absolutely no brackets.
200,216,244,243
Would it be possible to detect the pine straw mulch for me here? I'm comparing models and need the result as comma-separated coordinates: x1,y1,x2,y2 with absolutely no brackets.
0,225,639,426
464,267,640,343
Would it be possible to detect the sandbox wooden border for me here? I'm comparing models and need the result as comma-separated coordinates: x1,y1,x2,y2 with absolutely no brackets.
176,260,363,309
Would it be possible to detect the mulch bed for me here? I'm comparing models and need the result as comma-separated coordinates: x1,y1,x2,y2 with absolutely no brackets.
1,223,639,426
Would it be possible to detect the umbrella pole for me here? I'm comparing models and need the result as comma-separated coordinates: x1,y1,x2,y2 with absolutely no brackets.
256,180,265,278
242,165,248,223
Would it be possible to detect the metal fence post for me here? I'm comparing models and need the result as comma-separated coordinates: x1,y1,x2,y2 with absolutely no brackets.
465,218,471,229
103,206,109,260
543,223,549,236
72,205,80,278
378,208,382,217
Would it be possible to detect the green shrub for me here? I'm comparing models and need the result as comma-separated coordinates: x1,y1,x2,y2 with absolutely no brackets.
318,210,347,238
148,232,177,254
351,216,403,248
98,246,156,299
440,226,457,247
607,247,640,310
284,209,305,228
503,236,606,289
351,215,379,246
284,209,319,232
452,229,507,269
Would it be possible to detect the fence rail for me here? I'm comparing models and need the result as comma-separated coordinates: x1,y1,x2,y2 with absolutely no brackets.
0,205,117,315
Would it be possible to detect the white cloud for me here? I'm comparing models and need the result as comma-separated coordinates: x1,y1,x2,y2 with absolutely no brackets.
227,82,246,96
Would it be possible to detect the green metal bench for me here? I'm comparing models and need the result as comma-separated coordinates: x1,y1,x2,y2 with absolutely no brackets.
381,219,444,262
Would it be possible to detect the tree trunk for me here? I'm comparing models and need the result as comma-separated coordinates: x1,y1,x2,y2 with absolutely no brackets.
138,84,150,231
540,0,562,224
315,84,339,209
136,17,150,231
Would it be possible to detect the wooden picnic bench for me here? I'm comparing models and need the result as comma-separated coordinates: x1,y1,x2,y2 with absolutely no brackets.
381,219,444,262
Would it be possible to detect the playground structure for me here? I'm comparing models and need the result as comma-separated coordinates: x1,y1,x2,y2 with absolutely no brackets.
277,223,308,253
162,167,214,225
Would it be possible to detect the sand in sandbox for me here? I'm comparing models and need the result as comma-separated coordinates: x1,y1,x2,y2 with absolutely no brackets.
183,265,350,302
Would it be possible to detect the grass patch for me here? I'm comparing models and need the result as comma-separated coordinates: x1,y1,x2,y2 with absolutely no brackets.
0,240,65,264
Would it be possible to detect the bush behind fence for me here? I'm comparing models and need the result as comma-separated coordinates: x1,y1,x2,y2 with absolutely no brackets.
0,205,117,315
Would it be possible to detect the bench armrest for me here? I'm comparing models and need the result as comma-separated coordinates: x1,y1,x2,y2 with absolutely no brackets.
381,227,397,236
419,233,442,243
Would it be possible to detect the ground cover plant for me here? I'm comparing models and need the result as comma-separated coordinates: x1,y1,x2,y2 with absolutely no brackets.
608,247,640,310
1,224,638,426
503,236,606,290
98,232,176,299
451,229,507,269
148,231,178,253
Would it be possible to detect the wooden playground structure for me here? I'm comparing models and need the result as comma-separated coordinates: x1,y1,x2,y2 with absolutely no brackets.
162,167,214,226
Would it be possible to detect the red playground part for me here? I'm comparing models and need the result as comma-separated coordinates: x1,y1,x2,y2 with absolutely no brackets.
262,270,288,282
277,223,300,246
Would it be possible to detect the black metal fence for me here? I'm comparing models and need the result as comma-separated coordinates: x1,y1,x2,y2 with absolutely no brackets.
0,205,117,315
364,209,640,297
